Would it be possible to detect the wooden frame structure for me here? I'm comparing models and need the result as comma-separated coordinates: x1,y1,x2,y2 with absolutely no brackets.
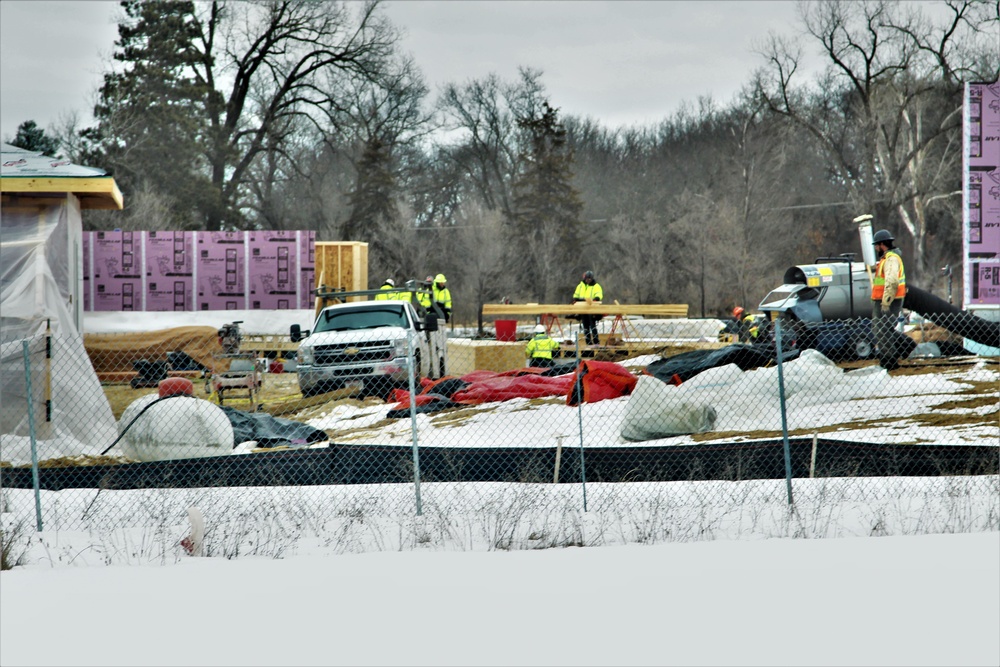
482,302,690,338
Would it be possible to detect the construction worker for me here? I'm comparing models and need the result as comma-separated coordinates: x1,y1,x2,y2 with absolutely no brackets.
432,273,452,323
741,314,761,342
416,276,433,309
573,270,603,346
871,228,906,371
525,324,560,368
731,306,747,341
718,306,743,342
374,278,404,301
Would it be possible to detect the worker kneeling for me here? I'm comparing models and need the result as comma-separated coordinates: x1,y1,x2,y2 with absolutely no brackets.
526,324,561,368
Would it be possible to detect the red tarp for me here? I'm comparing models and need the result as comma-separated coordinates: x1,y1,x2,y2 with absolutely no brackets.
568,360,638,405
452,373,576,404
389,360,636,411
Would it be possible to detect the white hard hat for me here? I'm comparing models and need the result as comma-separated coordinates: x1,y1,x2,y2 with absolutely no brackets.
533,324,546,334
384,278,394,286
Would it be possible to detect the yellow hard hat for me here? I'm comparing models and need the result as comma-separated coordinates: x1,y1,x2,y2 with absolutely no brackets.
434,273,447,284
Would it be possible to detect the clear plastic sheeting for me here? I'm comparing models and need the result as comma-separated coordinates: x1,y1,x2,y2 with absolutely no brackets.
1,201,117,465
0,204,75,341
0,332,119,467
117,394,234,462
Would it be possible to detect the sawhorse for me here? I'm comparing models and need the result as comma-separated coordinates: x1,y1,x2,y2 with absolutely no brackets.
541,313,566,337
606,301,639,343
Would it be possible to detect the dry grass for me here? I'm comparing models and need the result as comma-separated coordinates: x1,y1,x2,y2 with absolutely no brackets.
430,405,499,428
102,372,351,420
1,518,30,570
33,454,135,468
328,419,399,442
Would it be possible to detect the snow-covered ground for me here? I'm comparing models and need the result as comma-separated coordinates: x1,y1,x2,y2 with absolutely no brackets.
83,308,317,334
1,530,997,666
300,352,999,448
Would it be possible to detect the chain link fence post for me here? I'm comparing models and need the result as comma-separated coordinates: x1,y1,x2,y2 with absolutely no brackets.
773,320,795,506
407,331,422,516
575,336,587,512
21,340,43,532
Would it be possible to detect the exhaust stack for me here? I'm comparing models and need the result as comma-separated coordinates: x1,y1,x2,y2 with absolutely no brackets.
853,214,876,266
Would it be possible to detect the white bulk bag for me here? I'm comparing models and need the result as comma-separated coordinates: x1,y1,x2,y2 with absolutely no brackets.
620,375,718,442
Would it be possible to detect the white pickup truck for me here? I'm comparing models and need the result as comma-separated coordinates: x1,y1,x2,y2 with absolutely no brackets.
291,297,446,399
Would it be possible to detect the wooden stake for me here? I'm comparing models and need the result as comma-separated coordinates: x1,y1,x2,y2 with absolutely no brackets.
810,432,818,478
553,436,564,484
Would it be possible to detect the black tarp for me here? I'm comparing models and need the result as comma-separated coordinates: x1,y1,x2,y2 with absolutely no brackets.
2,439,995,490
645,343,800,385
221,406,328,448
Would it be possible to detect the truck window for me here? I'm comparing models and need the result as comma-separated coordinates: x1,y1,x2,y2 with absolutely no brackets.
314,306,409,333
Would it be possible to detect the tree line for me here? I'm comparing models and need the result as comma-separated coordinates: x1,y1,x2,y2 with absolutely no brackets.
10,0,998,325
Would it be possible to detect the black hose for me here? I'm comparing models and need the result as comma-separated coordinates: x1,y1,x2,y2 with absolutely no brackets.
905,285,1000,348
100,393,193,456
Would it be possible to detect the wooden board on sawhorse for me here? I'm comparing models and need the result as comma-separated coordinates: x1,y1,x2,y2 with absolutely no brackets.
606,300,641,344
541,313,565,337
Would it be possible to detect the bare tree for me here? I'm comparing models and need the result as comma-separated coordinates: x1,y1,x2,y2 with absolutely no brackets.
437,68,547,218
192,0,404,229
450,202,508,331
605,211,681,305
84,180,179,232
50,111,86,164
755,0,998,280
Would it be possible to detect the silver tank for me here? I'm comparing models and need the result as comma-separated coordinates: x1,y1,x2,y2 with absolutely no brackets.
758,261,872,321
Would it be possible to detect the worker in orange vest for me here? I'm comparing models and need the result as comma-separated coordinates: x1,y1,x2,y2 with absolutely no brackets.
871,229,906,371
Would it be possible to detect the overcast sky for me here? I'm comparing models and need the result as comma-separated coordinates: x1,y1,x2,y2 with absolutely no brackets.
0,0,815,143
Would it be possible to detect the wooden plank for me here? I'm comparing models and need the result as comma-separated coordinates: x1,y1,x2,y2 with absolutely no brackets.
315,242,368,303
481,303,689,317
239,334,299,354
1,177,123,210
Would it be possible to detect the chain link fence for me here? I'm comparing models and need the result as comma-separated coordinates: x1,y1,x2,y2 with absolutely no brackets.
2,311,997,557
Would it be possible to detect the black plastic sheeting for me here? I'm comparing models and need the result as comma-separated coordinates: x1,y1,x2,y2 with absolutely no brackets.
220,406,328,448
645,343,800,384
905,285,1000,348
2,439,995,490
386,395,462,418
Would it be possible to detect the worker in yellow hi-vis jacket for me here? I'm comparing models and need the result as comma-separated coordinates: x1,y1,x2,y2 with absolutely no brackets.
525,324,560,368
573,270,603,346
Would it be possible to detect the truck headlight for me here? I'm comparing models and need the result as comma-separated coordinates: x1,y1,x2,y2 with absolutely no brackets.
393,338,408,359
298,346,314,364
